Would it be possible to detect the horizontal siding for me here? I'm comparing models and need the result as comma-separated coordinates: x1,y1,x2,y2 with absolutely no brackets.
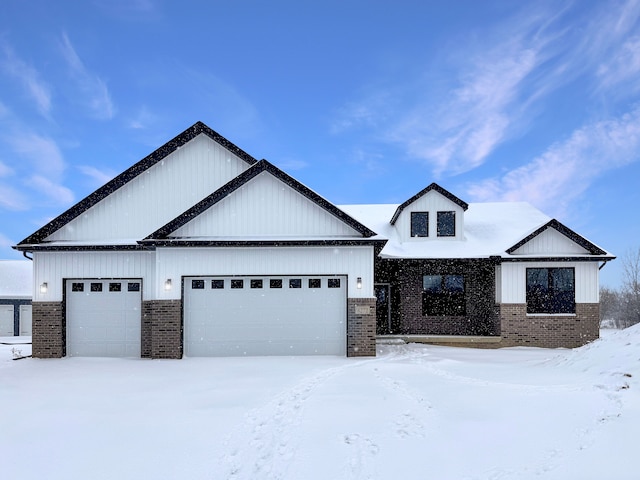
512,228,589,255
46,134,251,242
33,251,155,302
500,261,600,304
395,190,465,242
156,246,374,300
172,172,360,238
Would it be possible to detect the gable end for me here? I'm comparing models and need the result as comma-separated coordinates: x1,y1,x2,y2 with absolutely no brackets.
16,122,257,247
390,183,468,225
506,219,607,256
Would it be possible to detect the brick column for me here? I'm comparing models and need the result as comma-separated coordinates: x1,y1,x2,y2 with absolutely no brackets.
347,298,376,357
31,302,64,358
145,300,182,359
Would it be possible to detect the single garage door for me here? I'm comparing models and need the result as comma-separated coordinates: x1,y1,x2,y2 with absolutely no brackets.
66,279,142,357
184,275,347,356
0,305,14,336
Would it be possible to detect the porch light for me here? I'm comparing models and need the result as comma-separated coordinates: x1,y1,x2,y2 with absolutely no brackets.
164,279,172,291
357,277,362,289
40,282,48,294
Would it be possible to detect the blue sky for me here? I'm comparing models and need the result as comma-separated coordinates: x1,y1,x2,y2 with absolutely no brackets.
1,0,638,288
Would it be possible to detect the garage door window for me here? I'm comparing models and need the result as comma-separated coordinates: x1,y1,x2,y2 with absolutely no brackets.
91,282,103,292
109,282,121,292
211,280,224,289
270,279,283,289
309,278,321,288
192,280,205,289
289,279,302,289
328,279,341,288
128,282,140,292
72,282,84,292
251,279,263,289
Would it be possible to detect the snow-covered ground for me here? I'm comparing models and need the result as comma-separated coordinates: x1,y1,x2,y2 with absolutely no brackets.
1,328,638,480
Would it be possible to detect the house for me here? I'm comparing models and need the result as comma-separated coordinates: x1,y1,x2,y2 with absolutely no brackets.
0,260,32,336
14,122,614,358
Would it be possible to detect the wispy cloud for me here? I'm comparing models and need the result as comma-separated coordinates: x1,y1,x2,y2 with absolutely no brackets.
7,132,65,177
466,105,640,218
59,32,115,120
0,184,28,210
78,165,115,186
127,105,159,130
27,175,74,206
0,43,52,117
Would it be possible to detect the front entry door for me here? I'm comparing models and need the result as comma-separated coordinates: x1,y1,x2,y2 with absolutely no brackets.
375,284,391,334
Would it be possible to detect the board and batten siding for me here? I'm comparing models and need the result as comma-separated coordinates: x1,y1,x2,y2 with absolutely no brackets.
32,251,155,302
155,246,374,300
498,261,600,304
46,134,251,242
172,172,360,238
395,190,465,242
511,228,590,255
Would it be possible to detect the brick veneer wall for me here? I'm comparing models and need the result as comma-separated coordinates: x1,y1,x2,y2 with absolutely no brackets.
500,303,599,348
31,302,65,358
347,298,376,357
144,300,182,359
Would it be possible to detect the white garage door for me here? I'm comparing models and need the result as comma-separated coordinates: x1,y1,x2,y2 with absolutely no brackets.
0,305,14,336
184,275,347,356
66,279,142,357
19,305,32,336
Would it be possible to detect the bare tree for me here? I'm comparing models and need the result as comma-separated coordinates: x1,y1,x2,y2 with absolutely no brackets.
620,248,640,328
600,286,622,328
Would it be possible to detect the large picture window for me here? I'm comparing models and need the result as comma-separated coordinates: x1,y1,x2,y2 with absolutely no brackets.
411,212,429,237
422,274,466,316
526,268,575,314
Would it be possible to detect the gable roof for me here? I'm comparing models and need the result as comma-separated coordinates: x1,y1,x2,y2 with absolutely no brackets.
143,159,377,241
506,219,608,256
16,122,257,247
390,183,469,225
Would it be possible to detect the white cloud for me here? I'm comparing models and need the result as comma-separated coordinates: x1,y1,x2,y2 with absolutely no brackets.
59,32,115,120
597,35,640,92
466,105,640,217
0,183,28,210
78,165,115,185
0,161,14,177
0,44,52,117
6,132,66,178
0,231,14,248
27,175,75,206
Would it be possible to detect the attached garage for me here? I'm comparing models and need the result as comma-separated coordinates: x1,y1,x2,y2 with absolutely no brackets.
183,275,347,356
65,279,142,357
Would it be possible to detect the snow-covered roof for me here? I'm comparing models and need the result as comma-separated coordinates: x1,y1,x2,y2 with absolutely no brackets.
339,202,609,259
0,260,33,298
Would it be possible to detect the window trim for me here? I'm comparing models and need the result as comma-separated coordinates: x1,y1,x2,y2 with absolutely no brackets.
526,267,576,315
437,211,456,237
410,211,429,237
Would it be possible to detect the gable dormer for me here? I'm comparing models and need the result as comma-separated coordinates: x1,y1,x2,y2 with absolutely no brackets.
506,219,607,256
390,183,468,242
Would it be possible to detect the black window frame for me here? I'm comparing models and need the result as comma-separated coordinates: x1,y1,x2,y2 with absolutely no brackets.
270,279,283,289
526,267,575,314
250,279,263,289
289,278,302,289
211,279,225,289
437,211,456,237
90,282,103,292
72,282,84,292
109,282,122,292
308,278,321,289
191,279,205,290
127,282,140,292
231,279,244,289
328,278,341,288
410,211,429,237
422,274,466,316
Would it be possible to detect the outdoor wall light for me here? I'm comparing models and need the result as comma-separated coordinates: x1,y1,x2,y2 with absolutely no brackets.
357,277,362,289
40,282,48,294
164,279,172,291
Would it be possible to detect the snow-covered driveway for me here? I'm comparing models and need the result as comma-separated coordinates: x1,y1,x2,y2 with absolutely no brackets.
1,328,637,480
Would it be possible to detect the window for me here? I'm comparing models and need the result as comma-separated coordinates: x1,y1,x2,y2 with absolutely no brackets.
437,211,455,237
308,278,321,289
90,282,103,292
526,268,575,314
128,282,140,292
211,280,224,289
289,279,302,289
328,278,341,288
422,274,465,316
250,279,263,289
192,280,205,289
109,282,121,292
411,212,429,237
270,279,283,289
72,282,84,292
231,279,244,289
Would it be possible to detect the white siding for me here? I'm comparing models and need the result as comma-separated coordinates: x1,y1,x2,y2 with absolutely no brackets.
155,246,374,300
499,262,600,304
33,251,155,302
395,190,465,242
512,228,589,255
172,172,360,238
46,134,251,242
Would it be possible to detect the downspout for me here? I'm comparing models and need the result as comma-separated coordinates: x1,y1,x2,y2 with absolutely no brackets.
599,259,611,270
22,251,33,261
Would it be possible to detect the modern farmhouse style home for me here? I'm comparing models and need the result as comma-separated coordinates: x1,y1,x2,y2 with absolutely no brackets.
15,122,614,358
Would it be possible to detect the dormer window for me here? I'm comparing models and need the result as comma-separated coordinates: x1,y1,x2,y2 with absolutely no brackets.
411,212,429,237
437,211,455,237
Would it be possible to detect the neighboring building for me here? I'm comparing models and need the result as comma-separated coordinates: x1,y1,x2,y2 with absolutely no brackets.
0,260,32,336
14,122,614,358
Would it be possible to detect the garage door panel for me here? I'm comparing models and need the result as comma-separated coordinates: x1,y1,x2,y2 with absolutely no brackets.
0,305,14,336
66,279,142,357
184,275,346,356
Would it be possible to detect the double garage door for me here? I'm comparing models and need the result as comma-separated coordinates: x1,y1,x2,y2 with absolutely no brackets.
184,275,347,356
65,275,347,357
